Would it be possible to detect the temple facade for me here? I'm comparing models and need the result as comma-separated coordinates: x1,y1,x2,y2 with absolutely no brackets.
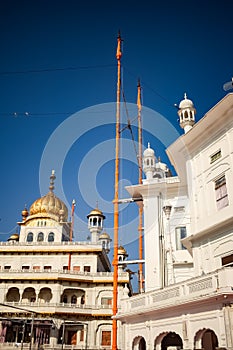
117,93,233,350
0,171,130,349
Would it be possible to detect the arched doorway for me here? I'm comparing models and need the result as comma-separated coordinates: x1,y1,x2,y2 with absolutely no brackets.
132,335,146,350
194,328,219,350
161,332,183,350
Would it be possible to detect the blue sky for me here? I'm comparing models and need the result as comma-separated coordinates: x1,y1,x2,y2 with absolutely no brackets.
0,0,233,286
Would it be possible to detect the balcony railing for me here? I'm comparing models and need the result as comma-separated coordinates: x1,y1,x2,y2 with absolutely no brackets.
118,266,233,316
0,301,113,315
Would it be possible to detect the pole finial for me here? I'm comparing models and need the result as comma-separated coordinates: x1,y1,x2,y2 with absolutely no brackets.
49,170,56,192
116,31,122,60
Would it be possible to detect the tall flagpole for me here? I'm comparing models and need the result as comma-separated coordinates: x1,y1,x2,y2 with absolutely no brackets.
68,199,76,270
137,79,144,293
112,31,122,350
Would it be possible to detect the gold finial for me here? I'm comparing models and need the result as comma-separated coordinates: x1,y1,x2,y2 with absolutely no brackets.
49,170,56,192
116,31,122,60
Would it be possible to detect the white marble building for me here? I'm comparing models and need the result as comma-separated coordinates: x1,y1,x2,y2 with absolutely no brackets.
117,93,233,350
0,171,130,349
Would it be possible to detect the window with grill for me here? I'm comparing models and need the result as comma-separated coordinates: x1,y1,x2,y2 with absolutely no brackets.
101,331,111,346
48,232,54,242
27,232,33,242
37,232,44,242
215,175,229,210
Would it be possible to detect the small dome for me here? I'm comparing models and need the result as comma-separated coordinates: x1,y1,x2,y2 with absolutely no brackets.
87,208,106,219
8,233,19,241
22,208,29,217
118,245,127,256
179,93,194,109
99,232,111,240
143,142,155,157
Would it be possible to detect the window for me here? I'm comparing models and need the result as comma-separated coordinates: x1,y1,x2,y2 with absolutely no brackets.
73,266,80,272
215,175,229,210
44,265,52,271
4,265,11,270
84,266,91,273
37,232,44,242
101,297,112,306
22,265,30,271
48,232,54,242
101,331,111,346
33,266,40,271
27,232,33,242
222,254,233,267
63,265,68,272
210,150,221,163
175,227,187,250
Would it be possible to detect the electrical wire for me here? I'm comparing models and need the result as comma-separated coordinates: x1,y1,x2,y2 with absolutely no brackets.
0,64,116,75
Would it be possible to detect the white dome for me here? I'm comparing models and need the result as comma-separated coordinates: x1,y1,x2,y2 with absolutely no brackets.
179,93,194,109
143,143,155,157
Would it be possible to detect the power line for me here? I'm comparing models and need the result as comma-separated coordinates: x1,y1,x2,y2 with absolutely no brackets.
0,64,116,75
123,65,177,109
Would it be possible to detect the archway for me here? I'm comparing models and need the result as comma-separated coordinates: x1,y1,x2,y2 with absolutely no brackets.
194,328,219,350
161,332,183,350
132,336,146,350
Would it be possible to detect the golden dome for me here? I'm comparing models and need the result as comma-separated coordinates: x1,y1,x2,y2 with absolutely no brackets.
8,233,19,241
87,208,105,219
118,245,128,256
99,232,111,240
29,192,68,221
29,170,68,222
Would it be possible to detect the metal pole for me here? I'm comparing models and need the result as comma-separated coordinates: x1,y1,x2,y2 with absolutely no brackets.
29,314,34,350
112,31,122,350
61,322,65,350
137,79,144,293
20,321,25,350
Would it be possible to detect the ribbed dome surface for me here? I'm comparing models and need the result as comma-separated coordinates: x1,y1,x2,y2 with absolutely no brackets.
29,192,68,221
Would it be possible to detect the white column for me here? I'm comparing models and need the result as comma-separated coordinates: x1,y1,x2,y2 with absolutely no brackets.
144,194,163,291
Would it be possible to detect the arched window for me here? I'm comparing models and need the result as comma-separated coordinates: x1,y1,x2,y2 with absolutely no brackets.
27,232,33,242
37,232,44,242
48,232,54,242
93,217,97,226
62,294,67,303
71,295,77,304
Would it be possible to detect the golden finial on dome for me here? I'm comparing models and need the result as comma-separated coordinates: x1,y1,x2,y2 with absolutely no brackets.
49,170,56,192
21,205,29,221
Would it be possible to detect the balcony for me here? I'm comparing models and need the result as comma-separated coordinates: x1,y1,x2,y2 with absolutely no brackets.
0,269,129,283
117,266,233,317
0,301,113,316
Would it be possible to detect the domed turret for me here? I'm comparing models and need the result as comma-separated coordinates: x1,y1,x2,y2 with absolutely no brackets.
98,232,112,254
118,245,128,272
29,170,68,222
177,93,196,134
87,206,105,243
143,143,156,179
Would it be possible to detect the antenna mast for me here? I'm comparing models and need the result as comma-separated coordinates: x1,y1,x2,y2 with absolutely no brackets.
112,31,122,350
137,79,144,293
